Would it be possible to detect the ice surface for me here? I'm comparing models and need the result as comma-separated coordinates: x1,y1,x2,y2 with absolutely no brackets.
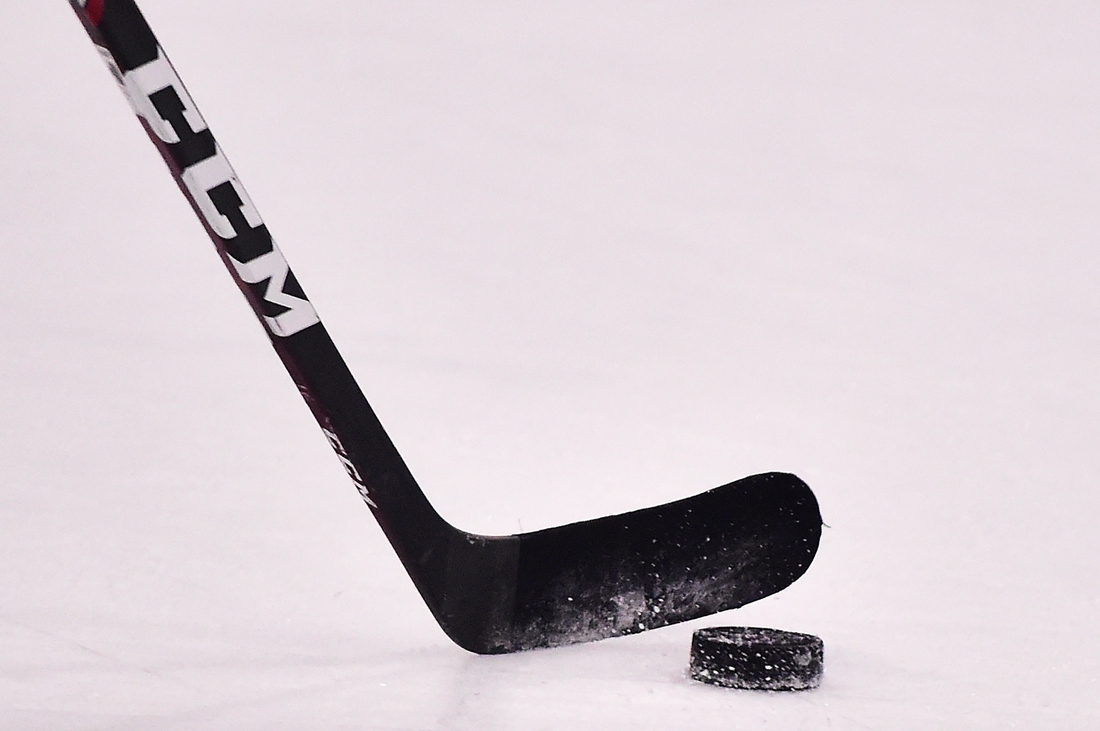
2,1,1098,728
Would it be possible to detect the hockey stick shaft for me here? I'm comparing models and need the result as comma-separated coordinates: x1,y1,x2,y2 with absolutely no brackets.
67,0,455,611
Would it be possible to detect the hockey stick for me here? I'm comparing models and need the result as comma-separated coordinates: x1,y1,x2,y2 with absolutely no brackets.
67,0,822,654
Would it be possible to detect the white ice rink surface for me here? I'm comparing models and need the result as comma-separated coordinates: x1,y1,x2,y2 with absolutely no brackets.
3,1,1099,728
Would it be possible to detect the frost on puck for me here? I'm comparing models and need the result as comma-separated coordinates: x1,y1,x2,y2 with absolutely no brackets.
689,627,823,690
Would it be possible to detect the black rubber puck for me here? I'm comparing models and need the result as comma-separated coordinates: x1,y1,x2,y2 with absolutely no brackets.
689,626,823,690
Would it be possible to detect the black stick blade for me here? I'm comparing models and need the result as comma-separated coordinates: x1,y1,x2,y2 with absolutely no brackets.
438,472,821,653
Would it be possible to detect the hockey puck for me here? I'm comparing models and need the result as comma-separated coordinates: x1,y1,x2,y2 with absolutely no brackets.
689,627,823,690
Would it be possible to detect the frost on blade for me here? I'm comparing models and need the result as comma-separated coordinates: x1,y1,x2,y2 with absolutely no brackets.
501,473,822,653
507,533,790,650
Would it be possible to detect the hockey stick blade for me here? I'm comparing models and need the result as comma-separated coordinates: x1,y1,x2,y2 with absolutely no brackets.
67,0,822,654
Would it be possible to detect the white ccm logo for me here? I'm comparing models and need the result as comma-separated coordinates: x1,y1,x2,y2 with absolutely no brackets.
321,427,377,509
106,46,320,338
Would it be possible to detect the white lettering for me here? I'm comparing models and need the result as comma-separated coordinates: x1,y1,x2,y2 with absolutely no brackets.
121,50,207,144
181,150,259,238
322,428,377,508
110,45,321,338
